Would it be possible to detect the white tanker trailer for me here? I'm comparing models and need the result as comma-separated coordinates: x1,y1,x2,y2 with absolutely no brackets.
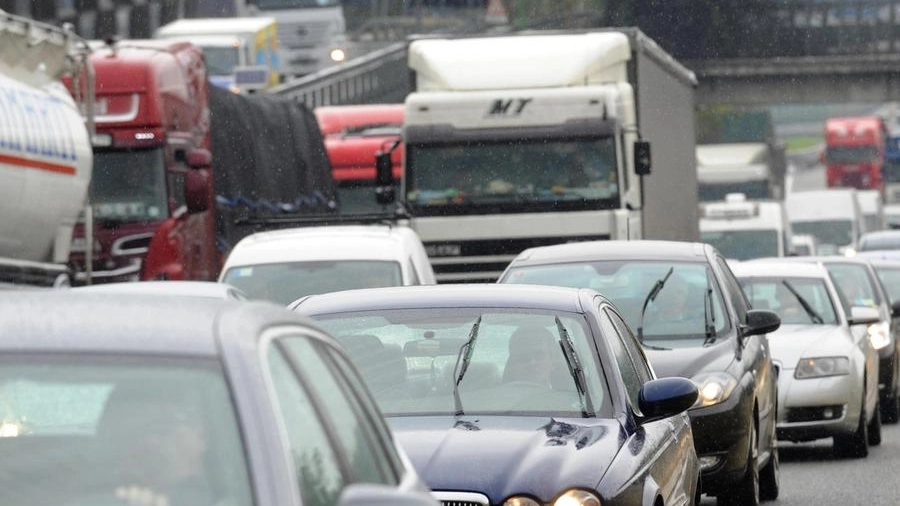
0,10,93,287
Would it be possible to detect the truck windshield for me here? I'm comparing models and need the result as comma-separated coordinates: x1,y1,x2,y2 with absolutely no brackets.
698,181,769,202
826,146,879,164
89,148,168,223
200,46,240,75
792,220,853,249
406,137,619,216
255,0,340,8
701,230,780,260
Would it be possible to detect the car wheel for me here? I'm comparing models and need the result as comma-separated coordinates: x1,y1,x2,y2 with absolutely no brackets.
880,390,899,424
834,393,869,459
758,436,779,501
868,399,882,446
718,426,759,506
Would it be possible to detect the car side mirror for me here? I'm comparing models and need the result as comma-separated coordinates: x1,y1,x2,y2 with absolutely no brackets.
637,377,698,425
337,484,438,506
184,168,211,214
849,305,881,326
741,309,781,337
374,151,396,205
891,300,900,318
634,140,651,176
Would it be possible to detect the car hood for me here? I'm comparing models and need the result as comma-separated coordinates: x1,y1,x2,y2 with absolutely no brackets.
388,416,621,502
643,339,737,379
768,324,853,369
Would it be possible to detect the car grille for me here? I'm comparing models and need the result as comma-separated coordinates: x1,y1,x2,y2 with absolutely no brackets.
433,491,490,506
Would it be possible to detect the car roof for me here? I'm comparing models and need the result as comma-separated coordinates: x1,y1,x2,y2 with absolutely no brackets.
508,240,711,266
730,260,830,279
293,284,598,315
0,291,314,355
223,224,417,268
73,281,246,299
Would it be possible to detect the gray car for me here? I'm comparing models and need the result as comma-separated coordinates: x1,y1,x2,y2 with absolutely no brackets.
0,292,437,506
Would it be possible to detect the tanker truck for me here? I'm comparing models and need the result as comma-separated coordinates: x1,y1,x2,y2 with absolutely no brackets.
0,11,94,288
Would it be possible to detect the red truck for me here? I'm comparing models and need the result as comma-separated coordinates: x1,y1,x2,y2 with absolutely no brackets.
65,39,334,284
823,116,888,191
314,104,404,214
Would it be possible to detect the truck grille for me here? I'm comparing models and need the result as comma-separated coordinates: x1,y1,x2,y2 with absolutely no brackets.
425,235,608,283
432,492,490,506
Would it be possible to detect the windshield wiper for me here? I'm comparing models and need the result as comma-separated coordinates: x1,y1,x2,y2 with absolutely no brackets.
638,267,674,341
703,270,717,346
555,317,594,417
452,315,482,417
782,280,824,324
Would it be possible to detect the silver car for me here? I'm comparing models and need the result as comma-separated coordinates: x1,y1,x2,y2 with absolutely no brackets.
732,261,882,458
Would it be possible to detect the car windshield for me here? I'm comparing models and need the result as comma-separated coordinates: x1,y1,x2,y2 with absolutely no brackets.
405,137,619,216
826,263,881,308
701,229,780,260
222,260,403,304
739,277,838,325
312,308,612,418
875,266,900,303
502,261,730,348
791,220,854,249
0,355,252,506
88,148,169,223
859,233,900,251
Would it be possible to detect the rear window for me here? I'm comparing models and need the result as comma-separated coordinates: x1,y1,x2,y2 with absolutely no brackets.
0,355,253,506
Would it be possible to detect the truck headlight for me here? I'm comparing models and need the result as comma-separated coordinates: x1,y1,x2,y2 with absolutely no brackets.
504,489,602,506
794,356,850,379
868,322,891,350
330,48,346,62
691,372,738,408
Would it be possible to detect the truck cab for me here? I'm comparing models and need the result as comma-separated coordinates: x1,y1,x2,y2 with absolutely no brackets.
786,188,863,256
65,40,219,283
823,116,887,191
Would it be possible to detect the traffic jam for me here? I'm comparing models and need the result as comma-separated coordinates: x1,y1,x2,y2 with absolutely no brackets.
4,2,900,506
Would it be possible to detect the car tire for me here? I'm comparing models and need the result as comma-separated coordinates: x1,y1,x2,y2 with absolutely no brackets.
758,437,779,501
880,391,899,424
834,394,869,459
718,426,759,506
868,399,882,446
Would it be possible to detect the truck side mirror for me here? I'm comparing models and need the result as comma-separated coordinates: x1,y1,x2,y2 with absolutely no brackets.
184,168,212,214
634,140,651,176
375,151,395,205
186,148,212,169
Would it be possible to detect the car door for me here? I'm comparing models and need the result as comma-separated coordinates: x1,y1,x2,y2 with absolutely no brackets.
264,331,423,505
599,303,690,505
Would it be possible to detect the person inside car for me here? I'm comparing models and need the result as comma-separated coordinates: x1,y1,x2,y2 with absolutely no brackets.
503,324,558,387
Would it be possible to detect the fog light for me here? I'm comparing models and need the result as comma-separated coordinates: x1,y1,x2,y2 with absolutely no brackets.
699,455,724,471
823,407,833,419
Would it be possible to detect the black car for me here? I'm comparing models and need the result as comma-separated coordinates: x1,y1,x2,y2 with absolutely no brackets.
0,292,437,506
499,240,781,506
292,284,702,506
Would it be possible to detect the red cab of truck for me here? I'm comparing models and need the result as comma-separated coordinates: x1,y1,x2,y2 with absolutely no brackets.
64,39,219,283
823,116,888,191
314,104,403,214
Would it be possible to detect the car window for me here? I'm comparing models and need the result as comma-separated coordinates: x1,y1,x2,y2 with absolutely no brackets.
874,266,900,304
277,337,398,486
715,255,749,321
313,308,613,418
605,307,655,383
599,309,644,411
0,355,253,506
825,263,881,308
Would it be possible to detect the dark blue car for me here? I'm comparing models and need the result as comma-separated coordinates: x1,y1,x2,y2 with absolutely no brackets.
292,284,701,506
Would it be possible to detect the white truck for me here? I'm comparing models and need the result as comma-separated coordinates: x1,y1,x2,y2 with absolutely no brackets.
699,193,792,260
0,11,94,288
375,29,699,282
786,189,863,256
154,17,280,93
696,142,785,202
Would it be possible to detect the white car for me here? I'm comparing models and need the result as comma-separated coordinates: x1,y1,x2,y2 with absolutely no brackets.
732,260,882,458
218,224,436,304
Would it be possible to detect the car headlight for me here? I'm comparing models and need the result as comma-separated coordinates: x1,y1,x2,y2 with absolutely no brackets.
691,372,738,408
867,322,891,350
504,490,602,506
794,356,850,379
